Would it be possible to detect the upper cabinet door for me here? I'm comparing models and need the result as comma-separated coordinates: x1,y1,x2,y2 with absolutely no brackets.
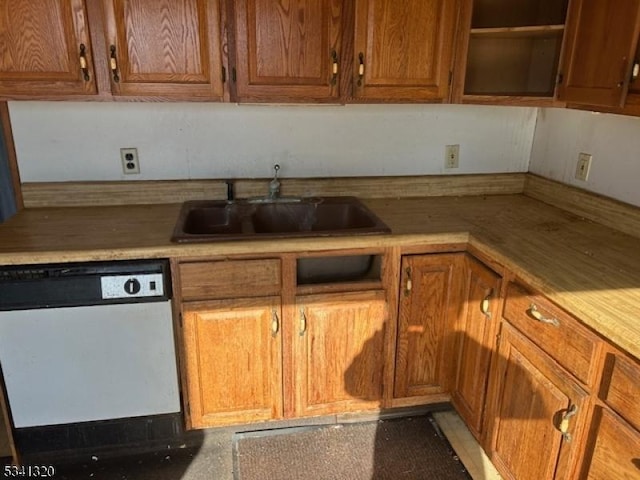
230,0,343,102
353,0,458,101
103,0,224,99
0,0,96,97
558,0,640,107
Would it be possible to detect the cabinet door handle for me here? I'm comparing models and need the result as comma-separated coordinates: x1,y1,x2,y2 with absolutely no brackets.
79,44,90,81
271,310,279,337
357,52,365,86
299,309,307,336
331,50,339,85
527,303,560,327
558,404,578,442
404,267,412,296
480,291,492,319
109,45,120,83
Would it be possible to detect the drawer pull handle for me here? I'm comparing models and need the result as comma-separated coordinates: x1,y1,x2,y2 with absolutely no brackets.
558,404,578,442
481,291,492,318
271,310,279,337
299,309,307,336
527,304,560,327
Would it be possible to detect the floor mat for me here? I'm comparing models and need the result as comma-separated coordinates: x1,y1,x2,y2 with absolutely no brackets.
233,415,470,480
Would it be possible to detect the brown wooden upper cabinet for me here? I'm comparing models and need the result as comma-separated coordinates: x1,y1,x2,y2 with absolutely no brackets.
0,0,97,98
103,0,225,99
353,0,459,102
557,0,640,108
453,0,570,104
228,0,343,102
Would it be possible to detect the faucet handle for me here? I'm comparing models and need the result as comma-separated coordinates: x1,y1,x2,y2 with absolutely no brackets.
273,164,280,179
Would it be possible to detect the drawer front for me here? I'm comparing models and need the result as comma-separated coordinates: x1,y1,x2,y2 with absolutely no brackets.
179,259,281,301
601,350,640,432
503,282,598,386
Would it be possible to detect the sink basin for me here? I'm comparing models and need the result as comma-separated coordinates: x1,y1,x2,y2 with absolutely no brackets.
171,197,391,242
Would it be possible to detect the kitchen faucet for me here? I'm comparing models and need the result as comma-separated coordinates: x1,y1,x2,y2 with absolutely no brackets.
268,164,281,199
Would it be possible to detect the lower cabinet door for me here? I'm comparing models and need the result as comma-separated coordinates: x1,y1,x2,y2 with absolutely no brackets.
293,290,388,417
582,407,640,479
452,255,501,442
491,324,589,480
182,297,283,428
394,254,465,401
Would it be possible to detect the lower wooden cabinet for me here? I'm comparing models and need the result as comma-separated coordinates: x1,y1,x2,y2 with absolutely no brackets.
582,407,640,479
181,297,283,428
491,323,589,480
581,347,640,479
393,254,465,402
293,290,388,417
451,255,501,442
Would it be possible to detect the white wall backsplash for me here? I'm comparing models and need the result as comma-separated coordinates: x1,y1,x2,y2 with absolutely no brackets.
530,108,640,207
9,102,536,182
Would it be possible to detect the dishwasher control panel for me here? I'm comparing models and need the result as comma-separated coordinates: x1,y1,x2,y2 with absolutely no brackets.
100,274,165,299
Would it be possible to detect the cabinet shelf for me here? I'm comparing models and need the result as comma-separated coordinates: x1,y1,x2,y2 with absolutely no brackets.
470,24,565,38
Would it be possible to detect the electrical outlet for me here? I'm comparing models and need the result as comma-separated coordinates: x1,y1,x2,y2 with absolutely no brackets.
120,148,140,175
445,144,460,169
575,152,592,181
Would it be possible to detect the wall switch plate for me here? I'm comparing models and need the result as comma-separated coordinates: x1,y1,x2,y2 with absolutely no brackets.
445,144,460,169
120,148,140,174
575,152,592,181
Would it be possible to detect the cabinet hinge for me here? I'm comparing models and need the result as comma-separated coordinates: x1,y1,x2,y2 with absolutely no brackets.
222,66,226,83
448,70,453,86
232,68,237,83
496,332,501,347
179,312,183,328
557,73,563,85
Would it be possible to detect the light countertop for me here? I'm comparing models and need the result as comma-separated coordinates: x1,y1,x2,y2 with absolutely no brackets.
1,194,638,360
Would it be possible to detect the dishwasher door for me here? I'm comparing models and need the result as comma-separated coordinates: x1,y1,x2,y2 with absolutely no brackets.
0,301,180,428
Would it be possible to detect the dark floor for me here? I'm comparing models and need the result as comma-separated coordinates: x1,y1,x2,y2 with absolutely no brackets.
16,409,459,480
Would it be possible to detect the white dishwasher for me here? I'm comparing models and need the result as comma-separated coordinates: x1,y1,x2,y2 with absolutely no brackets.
0,260,180,428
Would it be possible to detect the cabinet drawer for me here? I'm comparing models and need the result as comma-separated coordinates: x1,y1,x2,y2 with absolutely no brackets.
601,350,640,432
179,259,281,301
503,282,599,386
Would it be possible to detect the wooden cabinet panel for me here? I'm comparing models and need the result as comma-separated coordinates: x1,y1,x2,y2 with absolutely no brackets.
452,255,501,440
558,0,640,107
0,0,96,97
492,323,589,480
353,0,458,101
394,254,464,399
600,350,640,432
230,0,343,101
182,297,283,428
179,259,281,301
582,408,640,480
293,290,387,417
103,0,224,98
503,282,599,386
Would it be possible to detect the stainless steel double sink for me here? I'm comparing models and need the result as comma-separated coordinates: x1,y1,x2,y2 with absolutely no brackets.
171,196,391,242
